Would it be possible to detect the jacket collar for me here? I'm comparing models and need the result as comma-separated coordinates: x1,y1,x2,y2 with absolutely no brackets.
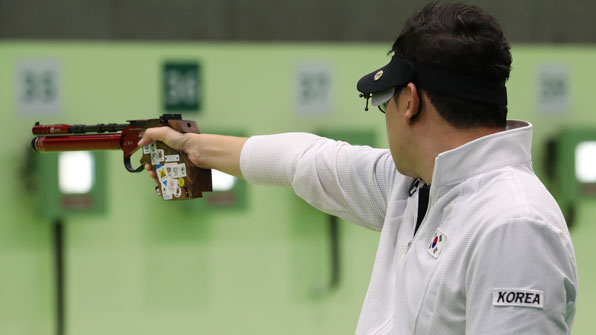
430,120,533,188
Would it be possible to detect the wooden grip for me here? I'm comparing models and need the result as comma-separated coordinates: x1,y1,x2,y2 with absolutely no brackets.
139,119,212,200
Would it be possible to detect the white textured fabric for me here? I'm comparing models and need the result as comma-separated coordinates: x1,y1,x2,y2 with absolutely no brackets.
240,120,577,334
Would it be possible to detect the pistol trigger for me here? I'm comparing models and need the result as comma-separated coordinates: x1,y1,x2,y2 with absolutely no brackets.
124,153,144,173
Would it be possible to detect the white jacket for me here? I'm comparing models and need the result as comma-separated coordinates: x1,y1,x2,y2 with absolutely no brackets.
239,120,577,334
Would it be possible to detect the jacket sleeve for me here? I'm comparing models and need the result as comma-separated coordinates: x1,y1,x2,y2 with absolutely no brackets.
239,133,398,231
464,218,578,334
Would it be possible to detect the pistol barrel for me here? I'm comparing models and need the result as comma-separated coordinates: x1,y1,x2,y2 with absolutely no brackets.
32,134,123,152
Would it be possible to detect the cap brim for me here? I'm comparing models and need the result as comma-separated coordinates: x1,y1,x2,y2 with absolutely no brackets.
371,87,395,106
357,56,416,95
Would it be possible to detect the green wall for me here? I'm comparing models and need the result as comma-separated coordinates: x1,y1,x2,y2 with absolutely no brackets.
1,42,594,334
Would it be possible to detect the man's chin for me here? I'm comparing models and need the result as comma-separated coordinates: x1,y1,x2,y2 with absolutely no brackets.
394,164,416,179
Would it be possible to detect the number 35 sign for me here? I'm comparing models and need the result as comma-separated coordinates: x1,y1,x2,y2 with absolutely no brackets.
16,59,62,116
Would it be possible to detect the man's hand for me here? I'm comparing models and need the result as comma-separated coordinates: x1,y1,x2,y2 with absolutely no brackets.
138,126,192,186
137,126,248,184
138,126,189,153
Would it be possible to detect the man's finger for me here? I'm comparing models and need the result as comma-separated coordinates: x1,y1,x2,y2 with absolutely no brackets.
146,167,160,186
137,126,184,149
144,163,160,185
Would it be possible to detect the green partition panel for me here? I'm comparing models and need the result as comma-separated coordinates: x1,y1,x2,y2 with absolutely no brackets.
547,128,596,226
288,129,377,300
33,151,107,219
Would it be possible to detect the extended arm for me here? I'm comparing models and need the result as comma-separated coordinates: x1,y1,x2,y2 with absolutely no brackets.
139,127,398,230
240,133,397,230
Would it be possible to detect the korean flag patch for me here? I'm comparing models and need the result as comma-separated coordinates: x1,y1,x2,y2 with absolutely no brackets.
428,229,447,258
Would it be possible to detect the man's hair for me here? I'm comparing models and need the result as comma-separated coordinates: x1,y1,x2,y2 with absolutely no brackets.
392,2,512,128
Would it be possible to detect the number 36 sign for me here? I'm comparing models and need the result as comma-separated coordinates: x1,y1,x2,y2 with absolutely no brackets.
162,62,201,113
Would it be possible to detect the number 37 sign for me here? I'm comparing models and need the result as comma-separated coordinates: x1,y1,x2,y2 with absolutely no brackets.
295,62,334,116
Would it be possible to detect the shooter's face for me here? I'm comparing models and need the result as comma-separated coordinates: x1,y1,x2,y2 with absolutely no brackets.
385,87,418,179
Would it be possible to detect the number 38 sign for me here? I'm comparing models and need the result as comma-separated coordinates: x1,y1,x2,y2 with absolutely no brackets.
16,59,62,116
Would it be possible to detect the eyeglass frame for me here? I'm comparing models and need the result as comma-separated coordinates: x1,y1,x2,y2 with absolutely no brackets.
377,85,403,114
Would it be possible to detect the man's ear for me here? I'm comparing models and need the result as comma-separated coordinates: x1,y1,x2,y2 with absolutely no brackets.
403,82,421,124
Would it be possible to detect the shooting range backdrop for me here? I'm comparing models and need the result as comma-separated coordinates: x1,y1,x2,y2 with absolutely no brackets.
1,42,595,334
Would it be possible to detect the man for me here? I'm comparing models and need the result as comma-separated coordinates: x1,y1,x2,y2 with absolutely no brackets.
139,3,577,334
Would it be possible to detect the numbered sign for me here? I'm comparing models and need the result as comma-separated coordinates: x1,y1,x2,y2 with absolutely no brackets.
295,62,334,116
163,62,201,112
16,59,62,116
537,64,570,114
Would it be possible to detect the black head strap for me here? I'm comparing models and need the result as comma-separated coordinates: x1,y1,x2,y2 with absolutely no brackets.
416,63,507,106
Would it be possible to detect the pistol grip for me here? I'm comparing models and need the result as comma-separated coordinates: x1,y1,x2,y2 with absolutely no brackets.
140,119,212,200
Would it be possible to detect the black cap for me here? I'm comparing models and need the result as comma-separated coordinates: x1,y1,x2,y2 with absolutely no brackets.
357,55,507,107
357,57,416,96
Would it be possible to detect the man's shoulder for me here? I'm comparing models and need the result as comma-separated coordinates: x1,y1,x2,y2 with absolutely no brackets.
466,166,567,233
